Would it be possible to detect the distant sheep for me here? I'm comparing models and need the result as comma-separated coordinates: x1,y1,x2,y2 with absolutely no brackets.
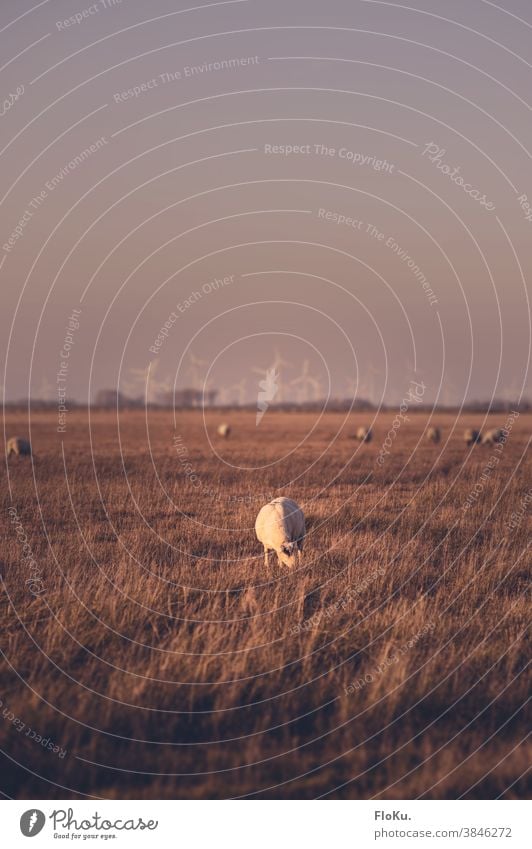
6,437,31,457
217,423,231,438
426,426,441,443
482,428,504,446
464,428,482,446
255,497,305,568
354,426,372,443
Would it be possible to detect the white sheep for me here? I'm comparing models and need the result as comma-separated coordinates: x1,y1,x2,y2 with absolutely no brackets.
464,428,481,446
6,437,31,457
217,423,231,438
255,497,305,568
426,426,441,443
354,426,372,443
482,428,504,445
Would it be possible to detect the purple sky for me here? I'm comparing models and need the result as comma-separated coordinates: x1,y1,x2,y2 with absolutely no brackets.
1,0,531,407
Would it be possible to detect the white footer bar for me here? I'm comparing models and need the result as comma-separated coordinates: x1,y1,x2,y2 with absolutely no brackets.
4,799,529,848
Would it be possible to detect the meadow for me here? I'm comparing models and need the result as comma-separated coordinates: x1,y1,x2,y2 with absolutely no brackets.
1,408,529,799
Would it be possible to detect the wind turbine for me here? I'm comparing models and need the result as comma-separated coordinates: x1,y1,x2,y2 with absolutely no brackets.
310,374,323,401
230,378,247,405
345,375,358,399
291,360,317,404
125,360,169,403
150,371,173,404
37,375,54,401
366,362,381,405
187,351,208,389
499,376,521,406
124,362,150,399
252,347,292,402
271,348,293,401
440,373,458,409
356,361,380,405
200,373,219,407
217,385,233,405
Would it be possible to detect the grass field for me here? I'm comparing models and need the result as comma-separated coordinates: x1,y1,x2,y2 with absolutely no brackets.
1,409,530,799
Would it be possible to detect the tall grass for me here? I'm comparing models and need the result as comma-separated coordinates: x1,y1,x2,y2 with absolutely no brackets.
1,410,529,799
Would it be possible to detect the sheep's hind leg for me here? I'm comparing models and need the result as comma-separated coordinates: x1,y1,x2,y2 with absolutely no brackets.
264,547,270,568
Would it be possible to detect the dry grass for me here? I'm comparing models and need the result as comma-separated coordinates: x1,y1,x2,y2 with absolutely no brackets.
1,409,530,799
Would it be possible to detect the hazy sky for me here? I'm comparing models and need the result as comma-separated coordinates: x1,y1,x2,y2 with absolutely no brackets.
1,0,531,406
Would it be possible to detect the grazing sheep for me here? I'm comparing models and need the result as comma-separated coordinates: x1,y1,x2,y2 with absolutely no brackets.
255,497,305,568
464,428,482,446
482,428,504,446
6,437,31,457
354,426,372,443
217,423,231,438
426,426,441,443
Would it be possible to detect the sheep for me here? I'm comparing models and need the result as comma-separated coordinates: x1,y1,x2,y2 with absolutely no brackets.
482,428,504,446
426,426,441,443
255,497,305,568
354,426,372,443
464,428,482,446
6,437,31,457
217,423,231,438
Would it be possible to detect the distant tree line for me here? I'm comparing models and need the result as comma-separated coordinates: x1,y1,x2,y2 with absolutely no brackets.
5,391,530,412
